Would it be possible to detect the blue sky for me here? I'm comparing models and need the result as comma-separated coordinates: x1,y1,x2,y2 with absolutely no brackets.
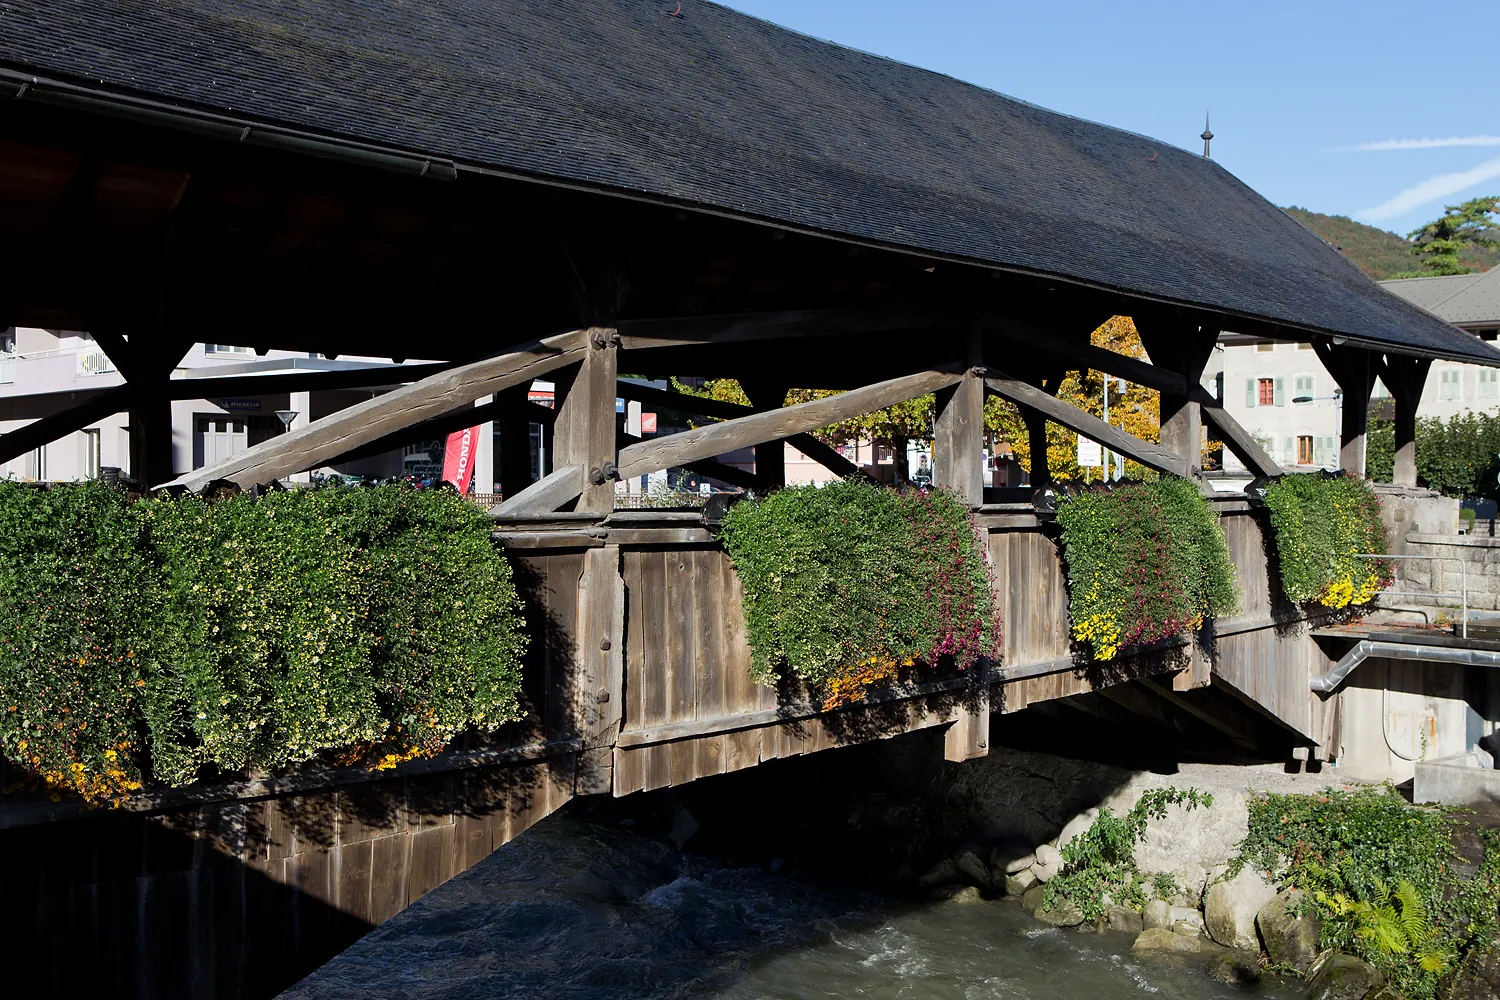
719,0,1498,237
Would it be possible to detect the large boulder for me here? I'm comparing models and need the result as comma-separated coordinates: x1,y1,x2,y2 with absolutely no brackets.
1445,944,1500,1000
1120,789,1250,902
948,885,983,904
954,849,993,890
918,858,960,889
1035,899,1086,927
1021,885,1046,913
1205,867,1277,951
1057,808,1099,853
991,843,1036,875
1207,950,1263,986
1108,906,1145,934
1143,899,1173,931
1032,843,1063,883
1256,888,1320,970
1132,928,1226,955
1306,952,1385,1000
1004,868,1039,896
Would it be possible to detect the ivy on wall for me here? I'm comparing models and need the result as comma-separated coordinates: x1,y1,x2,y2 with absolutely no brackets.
1262,473,1391,608
0,482,527,803
1055,478,1238,661
718,480,999,709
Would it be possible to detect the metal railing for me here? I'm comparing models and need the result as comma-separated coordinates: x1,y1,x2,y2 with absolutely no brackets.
1360,552,1470,638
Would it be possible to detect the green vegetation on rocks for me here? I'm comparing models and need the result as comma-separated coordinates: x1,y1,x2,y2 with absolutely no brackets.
1234,786,1500,1000
1040,787,1212,923
0,481,527,803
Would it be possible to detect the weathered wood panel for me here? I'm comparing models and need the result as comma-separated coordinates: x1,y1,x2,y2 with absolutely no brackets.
612,694,961,796
990,528,1071,666
1220,511,1272,623
621,546,771,737
0,753,575,1000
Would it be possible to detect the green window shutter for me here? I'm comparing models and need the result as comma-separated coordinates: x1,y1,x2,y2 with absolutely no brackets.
1274,377,1286,407
1245,378,1257,408
1283,438,1295,465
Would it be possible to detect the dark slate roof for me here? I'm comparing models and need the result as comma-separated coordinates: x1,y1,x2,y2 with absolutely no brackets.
2,0,1496,364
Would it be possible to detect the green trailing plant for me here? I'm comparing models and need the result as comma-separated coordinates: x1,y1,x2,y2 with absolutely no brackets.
1234,787,1500,1000
1054,478,1237,660
0,481,528,802
0,481,154,801
717,480,998,708
1042,787,1212,921
1262,473,1391,608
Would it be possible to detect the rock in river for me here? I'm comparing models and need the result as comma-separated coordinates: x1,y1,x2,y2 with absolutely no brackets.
1132,928,1226,955
1256,888,1319,970
1204,867,1276,951
1004,867,1038,896
1305,952,1385,1000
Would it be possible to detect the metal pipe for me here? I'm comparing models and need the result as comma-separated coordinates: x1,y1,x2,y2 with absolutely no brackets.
1310,640,1500,693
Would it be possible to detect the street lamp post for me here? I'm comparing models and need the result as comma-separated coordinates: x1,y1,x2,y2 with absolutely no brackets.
1290,389,1342,468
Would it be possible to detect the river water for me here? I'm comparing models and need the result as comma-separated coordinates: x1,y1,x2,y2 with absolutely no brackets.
282,812,1300,1000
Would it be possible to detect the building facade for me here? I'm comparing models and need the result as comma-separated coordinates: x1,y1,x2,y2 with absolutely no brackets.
1215,267,1500,478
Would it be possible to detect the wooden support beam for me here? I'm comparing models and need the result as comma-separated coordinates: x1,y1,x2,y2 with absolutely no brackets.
944,662,991,762
616,365,965,481
614,308,939,351
1313,341,1380,477
1201,403,1283,478
1378,355,1433,487
1137,676,1262,754
322,391,551,467
0,386,130,466
552,329,620,513
166,329,590,490
741,381,788,489
492,465,583,517
575,545,625,795
683,458,770,493
934,327,985,506
613,383,865,481
985,372,1192,478
1136,317,1218,475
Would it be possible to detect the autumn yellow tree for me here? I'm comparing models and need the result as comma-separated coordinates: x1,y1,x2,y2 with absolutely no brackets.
986,316,1160,481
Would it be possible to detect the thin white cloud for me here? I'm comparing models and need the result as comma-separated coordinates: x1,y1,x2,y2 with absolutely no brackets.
1358,155,1500,222
1343,135,1500,152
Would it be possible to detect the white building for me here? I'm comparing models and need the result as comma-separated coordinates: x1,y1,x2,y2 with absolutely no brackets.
0,328,449,485
1214,267,1500,478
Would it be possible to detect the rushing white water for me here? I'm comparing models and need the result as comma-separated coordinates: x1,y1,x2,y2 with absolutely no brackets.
282,815,1299,1000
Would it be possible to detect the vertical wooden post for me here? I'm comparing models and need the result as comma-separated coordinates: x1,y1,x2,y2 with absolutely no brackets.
934,328,986,506
1023,409,1051,488
575,544,625,795
1137,317,1217,474
1379,355,1431,486
742,381,788,489
1313,342,1380,477
497,411,533,500
551,327,620,513
105,329,191,488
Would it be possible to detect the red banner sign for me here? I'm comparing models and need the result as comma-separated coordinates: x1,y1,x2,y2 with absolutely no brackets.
442,426,480,492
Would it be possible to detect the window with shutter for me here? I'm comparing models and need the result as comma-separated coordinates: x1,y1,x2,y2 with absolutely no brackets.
1315,436,1335,468
1297,436,1314,465
1283,438,1295,465
1258,378,1275,405
1481,370,1499,400
1440,369,1460,400
1274,377,1286,407
1293,375,1313,402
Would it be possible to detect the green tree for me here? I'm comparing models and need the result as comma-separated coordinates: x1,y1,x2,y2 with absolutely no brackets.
1399,196,1500,277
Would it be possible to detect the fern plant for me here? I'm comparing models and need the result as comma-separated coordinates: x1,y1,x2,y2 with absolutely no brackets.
1318,875,1450,975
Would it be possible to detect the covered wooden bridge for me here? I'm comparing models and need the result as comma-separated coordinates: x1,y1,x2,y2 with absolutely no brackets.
1,1,1497,996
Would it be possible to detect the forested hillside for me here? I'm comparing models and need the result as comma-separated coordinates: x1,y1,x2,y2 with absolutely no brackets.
1284,207,1495,279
